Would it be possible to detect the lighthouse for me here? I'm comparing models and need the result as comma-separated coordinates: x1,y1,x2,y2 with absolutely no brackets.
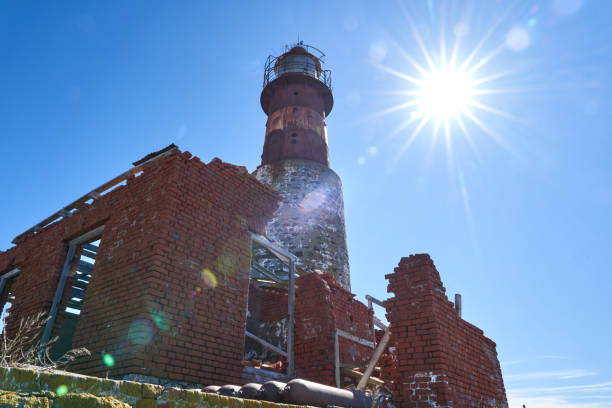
254,43,351,290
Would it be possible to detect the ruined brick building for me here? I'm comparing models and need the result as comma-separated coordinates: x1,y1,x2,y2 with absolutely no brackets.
0,43,508,407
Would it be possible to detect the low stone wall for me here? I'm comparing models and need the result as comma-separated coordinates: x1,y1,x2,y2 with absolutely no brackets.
0,366,303,408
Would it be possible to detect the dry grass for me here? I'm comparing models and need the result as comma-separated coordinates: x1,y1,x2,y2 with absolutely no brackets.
0,311,90,369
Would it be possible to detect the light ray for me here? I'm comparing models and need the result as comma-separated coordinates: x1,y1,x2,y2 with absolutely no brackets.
395,114,431,161
373,0,525,169
471,69,516,86
369,61,422,85
376,89,423,96
466,44,505,76
467,100,523,123
364,99,421,121
454,113,480,159
462,108,513,152
460,0,519,71
385,116,420,142
393,41,429,77
444,119,453,174
397,2,436,71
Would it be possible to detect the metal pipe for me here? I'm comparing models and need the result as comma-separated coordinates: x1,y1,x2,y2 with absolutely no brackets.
284,378,372,408
455,293,462,318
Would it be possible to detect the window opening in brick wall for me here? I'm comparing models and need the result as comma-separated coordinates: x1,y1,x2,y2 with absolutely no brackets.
64,239,99,316
39,226,104,360
245,234,298,377
51,237,101,360
0,269,19,334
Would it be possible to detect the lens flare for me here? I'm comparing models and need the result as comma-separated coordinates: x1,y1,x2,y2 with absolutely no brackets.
102,353,115,367
127,319,155,345
151,310,169,330
299,191,326,213
202,269,218,288
56,385,68,396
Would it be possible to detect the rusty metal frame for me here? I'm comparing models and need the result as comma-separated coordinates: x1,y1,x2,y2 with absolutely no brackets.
334,328,375,388
248,233,297,377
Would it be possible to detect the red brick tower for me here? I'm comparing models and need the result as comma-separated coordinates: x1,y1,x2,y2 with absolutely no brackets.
254,43,351,290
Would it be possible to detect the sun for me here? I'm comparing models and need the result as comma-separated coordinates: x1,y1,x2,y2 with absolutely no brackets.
368,4,520,162
417,67,474,120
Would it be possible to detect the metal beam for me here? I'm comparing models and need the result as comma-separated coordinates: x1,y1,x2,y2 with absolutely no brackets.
336,329,375,349
251,233,297,264
334,331,340,387
288,258,295,377
365,295,384,308
244,330,288,358
251,262,284,284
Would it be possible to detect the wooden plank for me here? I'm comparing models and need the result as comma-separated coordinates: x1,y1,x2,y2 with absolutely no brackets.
342,367,385,386
78,261,94,274
81,248,97,260
71,279,89,291
69,286,86,299
82,244,99,253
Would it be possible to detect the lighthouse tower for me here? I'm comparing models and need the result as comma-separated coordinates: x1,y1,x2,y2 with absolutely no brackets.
254,43,351,290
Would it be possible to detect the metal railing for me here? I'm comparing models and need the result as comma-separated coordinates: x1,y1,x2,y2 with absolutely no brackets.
263,55,332,91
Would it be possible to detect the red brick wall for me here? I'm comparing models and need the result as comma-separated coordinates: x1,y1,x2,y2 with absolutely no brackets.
294,272,374,386
0,148,279,386
384,254,508,408
247,284,288,323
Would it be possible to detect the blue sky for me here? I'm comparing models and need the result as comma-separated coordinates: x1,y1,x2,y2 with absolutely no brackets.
0,1,610,407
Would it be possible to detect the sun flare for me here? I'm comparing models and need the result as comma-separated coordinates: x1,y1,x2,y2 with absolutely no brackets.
418,67,474,119
369,3,521,163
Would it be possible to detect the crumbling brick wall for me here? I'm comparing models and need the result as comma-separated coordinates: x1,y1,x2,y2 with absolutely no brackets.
294,272,374,386
0,147,279,386
384,254,508,408
247,284,288,323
